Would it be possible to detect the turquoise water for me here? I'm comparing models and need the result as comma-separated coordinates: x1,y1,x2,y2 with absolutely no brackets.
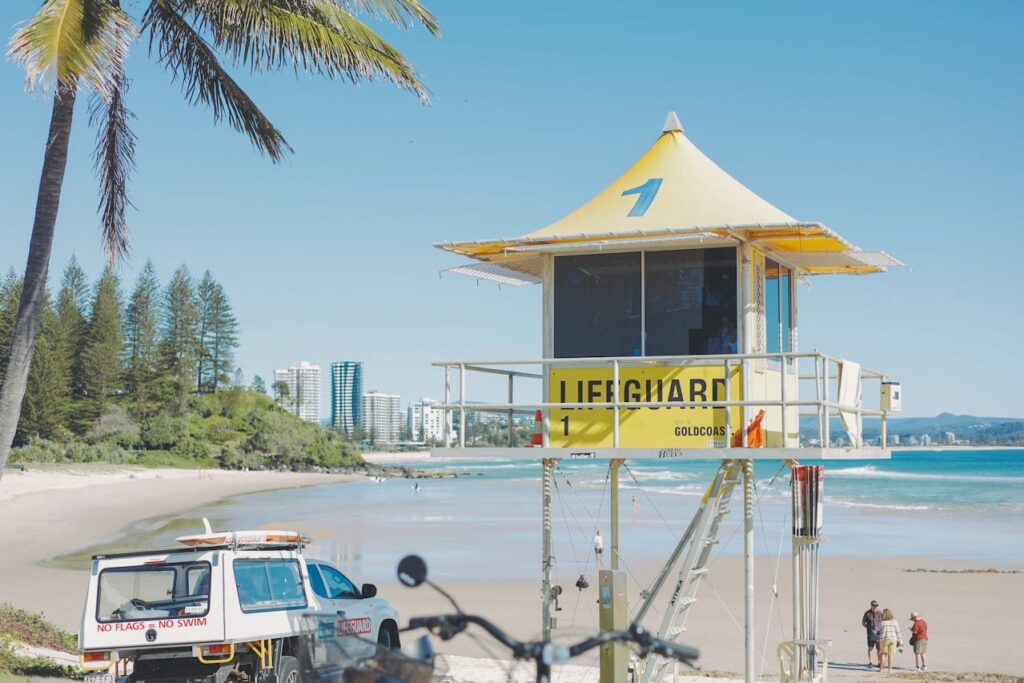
138,450,1024,582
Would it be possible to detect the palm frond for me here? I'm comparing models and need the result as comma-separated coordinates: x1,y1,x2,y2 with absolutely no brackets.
142,0,292,161
336,0,440,37
175,0,430,101
89,74,136,263
7,0,135,99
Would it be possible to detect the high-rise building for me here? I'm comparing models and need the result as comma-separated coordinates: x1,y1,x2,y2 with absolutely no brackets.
330,361,363,434
408,398,445,443
273,361,321,423
944,431,956,445
921,433,932,447
362,391,402,445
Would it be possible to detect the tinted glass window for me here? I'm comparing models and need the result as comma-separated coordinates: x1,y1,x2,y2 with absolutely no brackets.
645,249,736,355
234,559,307,613
554,252,641,358
780,266,792,353
320,565,360,599
765,259,792,354
308,564,328,598
97,562,210,622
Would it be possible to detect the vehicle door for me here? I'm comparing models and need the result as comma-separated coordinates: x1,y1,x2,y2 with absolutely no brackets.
307,563,377,661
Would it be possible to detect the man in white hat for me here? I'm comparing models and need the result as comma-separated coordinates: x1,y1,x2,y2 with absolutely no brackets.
910,612,928,672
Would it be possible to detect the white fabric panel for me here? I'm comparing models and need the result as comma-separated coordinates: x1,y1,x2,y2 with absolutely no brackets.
838,360,863,447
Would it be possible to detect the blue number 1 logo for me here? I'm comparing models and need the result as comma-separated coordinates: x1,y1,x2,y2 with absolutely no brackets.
621,178,662,217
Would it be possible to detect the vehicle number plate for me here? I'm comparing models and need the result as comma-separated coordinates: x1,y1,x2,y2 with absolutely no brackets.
85,672,115,683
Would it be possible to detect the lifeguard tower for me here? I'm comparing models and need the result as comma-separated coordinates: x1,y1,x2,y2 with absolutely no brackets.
432,113,902,683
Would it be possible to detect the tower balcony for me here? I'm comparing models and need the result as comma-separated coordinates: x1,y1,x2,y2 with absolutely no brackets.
431,351,894,461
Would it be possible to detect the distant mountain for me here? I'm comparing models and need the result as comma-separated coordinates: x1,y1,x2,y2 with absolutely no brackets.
799,413,1024,445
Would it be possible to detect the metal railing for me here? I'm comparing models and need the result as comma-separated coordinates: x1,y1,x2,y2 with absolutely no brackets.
432,351,889,451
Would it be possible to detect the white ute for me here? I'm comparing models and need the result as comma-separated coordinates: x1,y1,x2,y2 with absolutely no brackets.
78,526,400,683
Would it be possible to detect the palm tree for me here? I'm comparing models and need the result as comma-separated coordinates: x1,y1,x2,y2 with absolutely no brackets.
0,0,438,479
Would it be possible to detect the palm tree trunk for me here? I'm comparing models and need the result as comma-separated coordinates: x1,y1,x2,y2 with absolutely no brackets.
0,81,78,481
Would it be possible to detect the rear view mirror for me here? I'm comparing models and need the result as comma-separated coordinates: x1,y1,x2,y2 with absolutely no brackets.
397,555,427,588
361,583,377,599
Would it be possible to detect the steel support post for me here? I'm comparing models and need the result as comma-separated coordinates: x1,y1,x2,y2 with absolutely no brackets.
610,459,622,570
542,458,557,639
459,363,466,448
743,459,755,683
507,374,515,447
443,367,452,448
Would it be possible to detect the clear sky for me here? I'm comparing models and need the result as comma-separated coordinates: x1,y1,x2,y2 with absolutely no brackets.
1,1,1022,418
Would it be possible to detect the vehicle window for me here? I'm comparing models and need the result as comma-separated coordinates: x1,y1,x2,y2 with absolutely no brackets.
97,562,210,622
320,565,360,599
308,564,328,599
187,566,210,596
234,559,307,613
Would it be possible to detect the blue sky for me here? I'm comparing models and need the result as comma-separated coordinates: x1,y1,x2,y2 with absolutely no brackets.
1,1,1022,418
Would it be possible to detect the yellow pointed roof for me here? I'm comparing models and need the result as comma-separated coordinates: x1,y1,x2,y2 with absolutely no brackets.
437,113,900,277
528,113,794,237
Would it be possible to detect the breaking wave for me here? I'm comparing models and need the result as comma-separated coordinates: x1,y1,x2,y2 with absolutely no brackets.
827,465,1024,484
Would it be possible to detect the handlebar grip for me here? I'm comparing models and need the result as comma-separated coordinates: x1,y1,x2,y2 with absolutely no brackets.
651,640,700,662
407,616,440,630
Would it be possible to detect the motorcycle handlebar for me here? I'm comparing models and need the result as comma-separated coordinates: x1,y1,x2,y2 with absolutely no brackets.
404,614,698,666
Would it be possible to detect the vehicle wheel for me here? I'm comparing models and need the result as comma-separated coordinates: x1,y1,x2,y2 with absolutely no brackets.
278,655,300,683
377,623,398,650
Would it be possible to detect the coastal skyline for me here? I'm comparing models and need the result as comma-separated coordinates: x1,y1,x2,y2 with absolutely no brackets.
1,2,1022,417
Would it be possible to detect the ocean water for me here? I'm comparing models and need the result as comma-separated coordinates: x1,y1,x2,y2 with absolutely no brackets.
135,450,1024,582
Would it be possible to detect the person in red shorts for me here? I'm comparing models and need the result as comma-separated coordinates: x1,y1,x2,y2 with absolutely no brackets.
910,612,928,672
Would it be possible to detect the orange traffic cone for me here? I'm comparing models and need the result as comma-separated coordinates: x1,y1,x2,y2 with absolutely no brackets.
530,410,543,447
732,409,766,447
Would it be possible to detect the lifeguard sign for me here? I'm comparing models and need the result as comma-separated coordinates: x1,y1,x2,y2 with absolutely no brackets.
435,112,900,455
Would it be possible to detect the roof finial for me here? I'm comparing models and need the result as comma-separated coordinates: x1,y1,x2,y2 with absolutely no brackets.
662,111,684,134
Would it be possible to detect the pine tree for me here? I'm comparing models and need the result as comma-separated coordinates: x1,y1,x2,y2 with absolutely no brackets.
195,271,216,392
252,375,266,394
79,267,125,424
18,295,70,441
196,273,239,393
0,270,24,389
124,261,161,418
57,257,91,428
160,266,200,411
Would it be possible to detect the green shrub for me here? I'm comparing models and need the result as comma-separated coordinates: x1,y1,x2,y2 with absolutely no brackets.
140,414,188,450
87,406,140,448
0,605,77,652
10,438,131,464
130,450,217,469
221,448,268,470
170,437,212,461
0,643,82,679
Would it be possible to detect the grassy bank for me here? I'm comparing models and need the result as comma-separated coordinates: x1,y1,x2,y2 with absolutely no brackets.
0,606,79,680
10,388,362,472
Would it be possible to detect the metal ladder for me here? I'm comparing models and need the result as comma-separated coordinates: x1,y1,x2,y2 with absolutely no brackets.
633,460,741,683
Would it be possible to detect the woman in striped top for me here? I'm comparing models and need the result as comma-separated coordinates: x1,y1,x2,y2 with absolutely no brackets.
878,608,903,673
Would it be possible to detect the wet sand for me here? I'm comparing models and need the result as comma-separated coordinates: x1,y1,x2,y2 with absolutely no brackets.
1,466,1021,681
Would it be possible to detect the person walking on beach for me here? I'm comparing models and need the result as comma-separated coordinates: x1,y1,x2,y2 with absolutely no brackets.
909,612,928,672
861,600,883,670
878,608,902,673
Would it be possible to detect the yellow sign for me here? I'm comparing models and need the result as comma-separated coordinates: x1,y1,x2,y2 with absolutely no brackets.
548,365,743,448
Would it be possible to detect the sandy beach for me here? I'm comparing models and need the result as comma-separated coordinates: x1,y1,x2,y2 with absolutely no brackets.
1,465,1021,682
0,466,358,625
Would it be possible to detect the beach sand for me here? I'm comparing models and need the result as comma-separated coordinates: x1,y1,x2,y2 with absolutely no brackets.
1,466,1021,681
0,466,358,625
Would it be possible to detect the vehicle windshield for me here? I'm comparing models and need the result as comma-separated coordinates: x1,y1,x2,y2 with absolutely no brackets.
97,561,211,622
